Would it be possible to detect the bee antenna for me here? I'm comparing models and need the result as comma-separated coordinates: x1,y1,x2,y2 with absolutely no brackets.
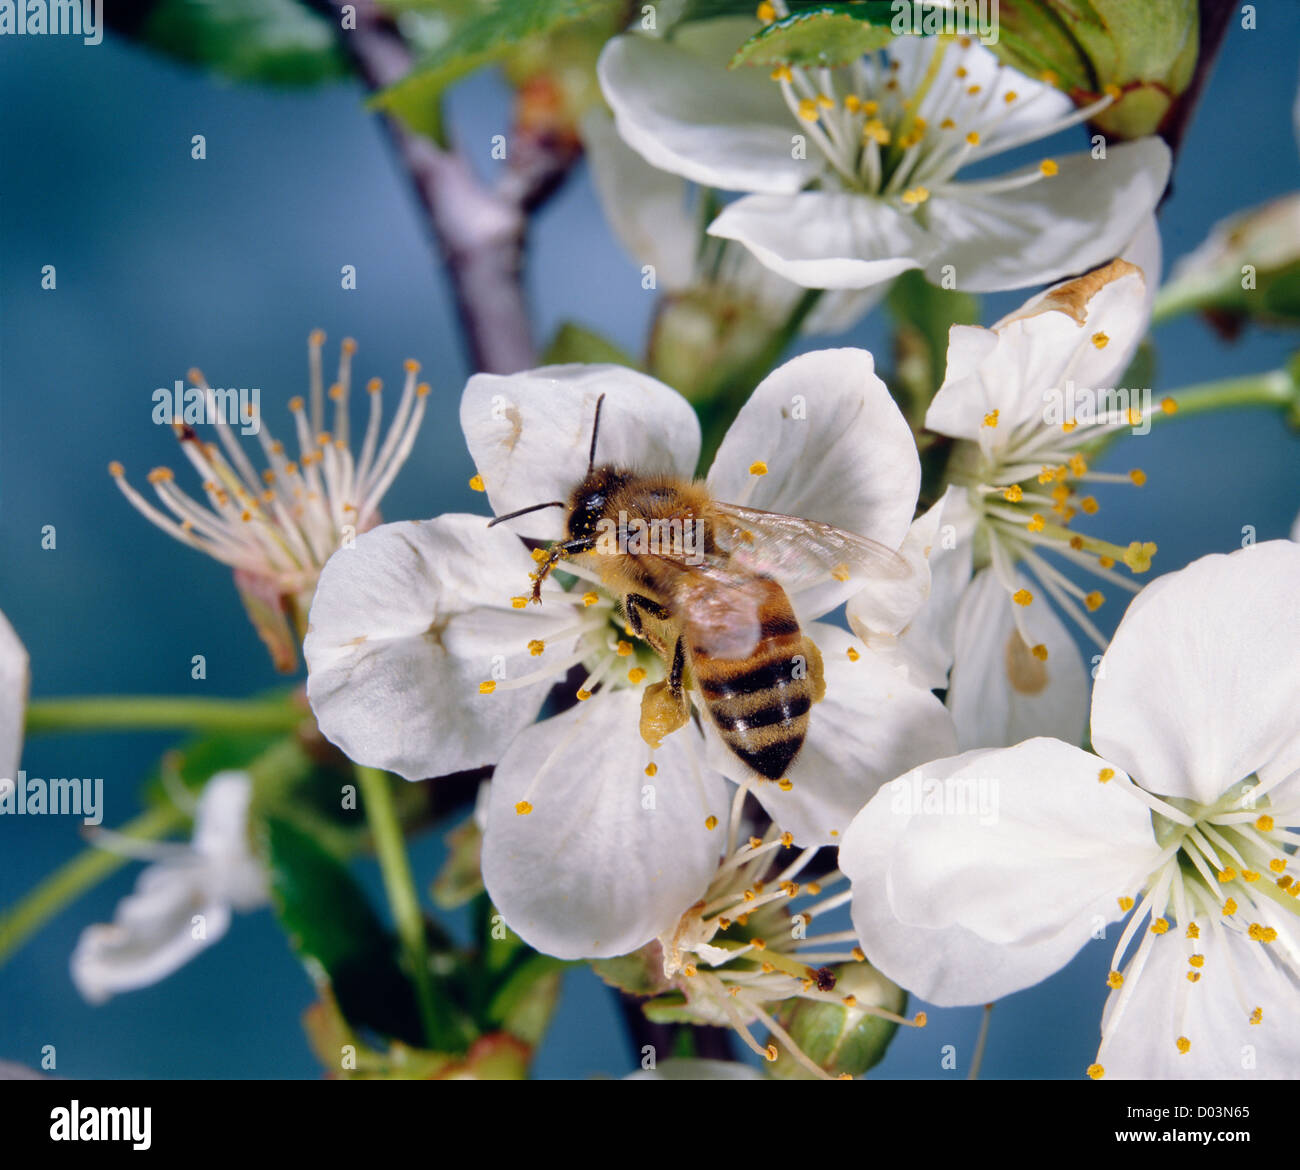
587,393,606,476
486,501,566,528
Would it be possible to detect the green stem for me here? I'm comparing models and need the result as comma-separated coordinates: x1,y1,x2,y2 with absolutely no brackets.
0,802,186,966
1160,369,1297,418
26,695,303,735
355,765,446,1049
1150,277,1222,327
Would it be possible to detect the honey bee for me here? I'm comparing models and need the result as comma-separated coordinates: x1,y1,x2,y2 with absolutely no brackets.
489,395,905,781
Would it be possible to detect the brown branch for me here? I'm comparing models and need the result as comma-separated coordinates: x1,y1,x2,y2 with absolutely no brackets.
1158,0,1236,166
323,0,576,375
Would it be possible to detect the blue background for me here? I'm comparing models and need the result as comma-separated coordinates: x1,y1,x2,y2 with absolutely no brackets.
1,10,1298,1079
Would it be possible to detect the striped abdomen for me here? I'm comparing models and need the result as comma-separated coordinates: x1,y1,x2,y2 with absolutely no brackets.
690,579,812,781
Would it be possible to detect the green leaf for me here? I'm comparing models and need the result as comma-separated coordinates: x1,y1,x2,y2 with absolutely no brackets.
886,267,979,425
137,0,349,86
730,3,899,69
370,0,625,144
540,321,639,367
265,817,425,1044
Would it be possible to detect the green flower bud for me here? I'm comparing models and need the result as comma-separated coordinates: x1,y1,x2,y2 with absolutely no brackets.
993,0,1199,139
767,962,908,1080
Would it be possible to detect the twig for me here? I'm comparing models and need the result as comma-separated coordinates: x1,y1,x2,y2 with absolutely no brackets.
322,0,577,374
1158,0,1236,166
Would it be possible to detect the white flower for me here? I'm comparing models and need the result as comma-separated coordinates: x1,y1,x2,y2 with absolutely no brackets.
598,17,1170,295
110,332,430,672
626,1058,765,1080
644,785,920,1079
848,249,1164,749
0,608,29,796
841,541,1300,1079
70,772,267,1003
305,351,955,959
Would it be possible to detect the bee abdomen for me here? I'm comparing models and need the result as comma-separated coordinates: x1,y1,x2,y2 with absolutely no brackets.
698,633,811,781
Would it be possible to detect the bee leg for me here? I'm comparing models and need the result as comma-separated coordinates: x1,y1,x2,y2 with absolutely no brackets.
639,635,691,750
623,592,670,638
801,636,827,705
530,537,594,602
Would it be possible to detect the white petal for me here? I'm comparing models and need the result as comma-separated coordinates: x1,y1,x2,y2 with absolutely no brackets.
841,738,1156,1004
70,866,231,1004
708,191,933,290
801,285,889,335
461,365,701,541
305,515,574,781
707,348,920,618
947,568,1089,751
923,138,1171,292
927,261,1150,442
482,689,728,960
740,624,957,846
1292,507,1300,544
579,108,698,290
1091,541,1300,806
598,23,816,195
190,772,267,909
0,608,29,785
1099,926,1300,1079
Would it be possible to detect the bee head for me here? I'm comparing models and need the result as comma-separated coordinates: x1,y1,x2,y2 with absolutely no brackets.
565,465,627,543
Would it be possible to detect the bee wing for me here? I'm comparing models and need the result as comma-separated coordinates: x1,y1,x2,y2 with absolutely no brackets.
639,552,768,661
710,501,908,591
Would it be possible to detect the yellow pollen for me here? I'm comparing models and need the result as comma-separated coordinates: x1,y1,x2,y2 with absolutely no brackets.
366,378,381,394
576,689,592,701
749,461,768,476
717,917,730,929
1012,589,1032,606
1069,454,1088,476
1123,542,1157,573
627,667,647,684
759,960,773,973
770,64,793,83
966,130,980,145
1186,922,1198,938
1129,469,1147,486
1150,918,1169,934
645,763,657,777
309,328,325,345
705,815,718,831
914,1012,927,1027
983,410,999,428
683,964,698,977
1248,923,1278,943
1218,867,1236,882
764,1044,778,1063
108,460,124,477
288,396,305,412
1187,971,1201,982
1085,591,1104,611
147,467,175,484
469,474,485,492
1027,514,1046,533
843,93,861,111
1188,954,1204,968
1004,90,1018,103
1242,870,1261,882
1277,875,1293,889
1223,898,1238,916
781,832,794,848
1255,814,1275,832
1041,69,1059,85
1031,644,1048,661
955,66,968,79
1087,1064,1105,1080
797,98,820,121
852,946,866,962
511,596,528,609
478,681,496,695
778,778,793,792
862,119,891,145
1161,396,1178,415
748,836,763,851
830,562,851,583
1107,971,1123,988
1098,555,1115,569
1127,406,1142,426
1250,1007,1263,1025
527,639,545,656
403,359,420,374
329,383,344,401
900,186,930,207
1176,1037,1190,1055
1040,158,1059,176
1062,420,1077,433
817,94,834,109
1081,496,1099,515
1269,858,1286,874
842,994,858,1007
1104,83,1123,101
805,882,821,896
967,85,982,96
615,640,633,657
846,646,861,662
529,548,549,564
861,100,879,116
582,591,599,607
756,1,776,21
1003,484,1023,502
1092,331,1110,349
515,800,532,815
1098,768,1115,783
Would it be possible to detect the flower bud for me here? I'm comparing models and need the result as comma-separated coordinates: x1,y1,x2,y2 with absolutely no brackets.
993,0,1199,139
767,962,907,1080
